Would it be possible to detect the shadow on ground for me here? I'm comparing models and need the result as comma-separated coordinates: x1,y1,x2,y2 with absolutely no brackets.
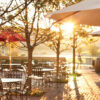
95,82,100,88
41,83,66,100
73,78,84,100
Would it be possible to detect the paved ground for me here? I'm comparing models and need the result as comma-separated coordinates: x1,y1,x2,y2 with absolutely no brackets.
36,66,100,100
3,66,100,100
67,66,100,100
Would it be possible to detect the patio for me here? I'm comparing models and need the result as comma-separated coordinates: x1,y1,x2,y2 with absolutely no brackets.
0,65,100,100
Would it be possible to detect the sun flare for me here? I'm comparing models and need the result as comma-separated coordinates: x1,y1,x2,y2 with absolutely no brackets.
61,22,74,35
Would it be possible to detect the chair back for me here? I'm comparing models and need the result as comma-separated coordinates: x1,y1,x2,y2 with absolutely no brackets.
32,67,43,76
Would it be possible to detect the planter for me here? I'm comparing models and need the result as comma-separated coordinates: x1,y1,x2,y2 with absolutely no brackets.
9,88,45,97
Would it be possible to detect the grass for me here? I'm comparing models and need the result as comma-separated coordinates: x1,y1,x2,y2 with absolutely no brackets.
56,78,68,83
69,72,81,78
68,73,81,80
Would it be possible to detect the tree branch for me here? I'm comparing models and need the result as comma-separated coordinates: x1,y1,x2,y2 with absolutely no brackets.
29,7,36,35
0,0,32,26
0,0,13,17
32,7,40,49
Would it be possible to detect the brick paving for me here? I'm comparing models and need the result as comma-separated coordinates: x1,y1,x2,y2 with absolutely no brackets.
40,66,100,100
3,66,100,100
67,66,100,100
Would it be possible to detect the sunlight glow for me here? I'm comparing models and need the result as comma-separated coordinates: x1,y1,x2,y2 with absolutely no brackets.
51,25,59,32
61,22,74,36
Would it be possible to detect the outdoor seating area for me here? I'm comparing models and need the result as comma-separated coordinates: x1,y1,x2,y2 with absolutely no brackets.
0,60,71,100
0,63,100,100
0,0,100,100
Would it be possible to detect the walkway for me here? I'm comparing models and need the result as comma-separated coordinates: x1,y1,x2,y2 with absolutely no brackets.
67,66,100,100
39,66,100,100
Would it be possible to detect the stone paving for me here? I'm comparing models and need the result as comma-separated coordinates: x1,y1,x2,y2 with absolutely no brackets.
39,66,100,100
3,66,100,100
66,66,100,100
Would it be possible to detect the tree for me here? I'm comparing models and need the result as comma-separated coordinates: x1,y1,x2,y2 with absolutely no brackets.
76,25,90,66
85,38,100,67
70,25,90,72
46,24,70,78
75,25,100,68
9,0,58,89
10,0,75,74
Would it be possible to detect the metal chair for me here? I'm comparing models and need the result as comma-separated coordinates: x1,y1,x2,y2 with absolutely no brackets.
0,78,10,100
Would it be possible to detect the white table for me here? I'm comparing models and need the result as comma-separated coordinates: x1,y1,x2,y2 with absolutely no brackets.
1,63,21,66
42,68,55,72
29,75,43,80
1,78,23,99
1,78,23,83
1,78,23,91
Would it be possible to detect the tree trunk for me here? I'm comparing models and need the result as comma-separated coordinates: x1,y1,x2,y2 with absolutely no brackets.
27,49,32,76
24,0,33,90
56,38,60,79
56,50,59,79
27,48,33,90
73,32,76,74
78,54,82,69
